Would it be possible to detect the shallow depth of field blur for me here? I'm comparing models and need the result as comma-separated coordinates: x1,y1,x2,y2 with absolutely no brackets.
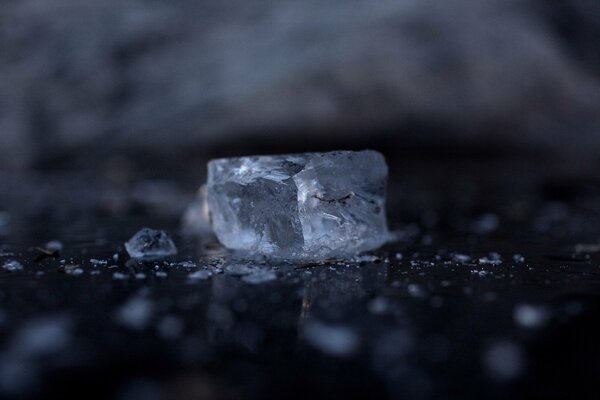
1,2,600,400
1,0,599,173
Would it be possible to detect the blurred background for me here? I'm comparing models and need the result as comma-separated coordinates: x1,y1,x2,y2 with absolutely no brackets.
1,0,599,173
2,2,600,399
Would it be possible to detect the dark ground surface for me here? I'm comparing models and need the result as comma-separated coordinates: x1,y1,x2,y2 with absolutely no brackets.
1,157,600,399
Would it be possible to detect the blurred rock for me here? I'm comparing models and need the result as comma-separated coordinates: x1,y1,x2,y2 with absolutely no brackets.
1,0,599,168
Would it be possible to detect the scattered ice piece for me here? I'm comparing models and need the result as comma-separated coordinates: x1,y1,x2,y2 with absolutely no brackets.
114,296,154,330
452,254,471,263
513,304,551,329
2,260,22,272
241,270,277,284
207,150,389,260
124,228,177,258
157,316,184,339
188,270,213,281
178,261,197,268
89,259,107,266
90,270,101,276
483,340,525,381
479,252,502,265
394,253,403,260
65,266,84,276
112,253,119,262
134,272,146,280
303,322,359,357
155,271,168,278
513,254,525,263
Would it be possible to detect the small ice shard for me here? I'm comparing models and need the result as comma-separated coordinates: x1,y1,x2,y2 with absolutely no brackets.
125,228,177,258
2,260,22,272
207,150,389,260
513,254,525,263
64,265,84,276
452,253,471,263
478,252,502,265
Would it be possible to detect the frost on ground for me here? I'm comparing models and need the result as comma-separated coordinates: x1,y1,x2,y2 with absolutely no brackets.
125,228,177,258
478,252,502,265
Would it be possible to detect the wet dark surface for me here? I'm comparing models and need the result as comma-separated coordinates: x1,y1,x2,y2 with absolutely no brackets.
1,160,600,399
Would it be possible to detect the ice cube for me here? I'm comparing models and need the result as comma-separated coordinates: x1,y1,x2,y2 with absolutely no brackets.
207,150,389,260
125,228,177,258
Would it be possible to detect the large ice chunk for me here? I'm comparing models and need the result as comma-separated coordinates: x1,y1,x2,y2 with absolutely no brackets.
207,150,388,259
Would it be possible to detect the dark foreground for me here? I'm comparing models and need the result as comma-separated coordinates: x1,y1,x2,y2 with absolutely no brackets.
1,159,599,399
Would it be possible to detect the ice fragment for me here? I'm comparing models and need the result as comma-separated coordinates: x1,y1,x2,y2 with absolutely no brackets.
2,260,22,271
125,228,177,258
